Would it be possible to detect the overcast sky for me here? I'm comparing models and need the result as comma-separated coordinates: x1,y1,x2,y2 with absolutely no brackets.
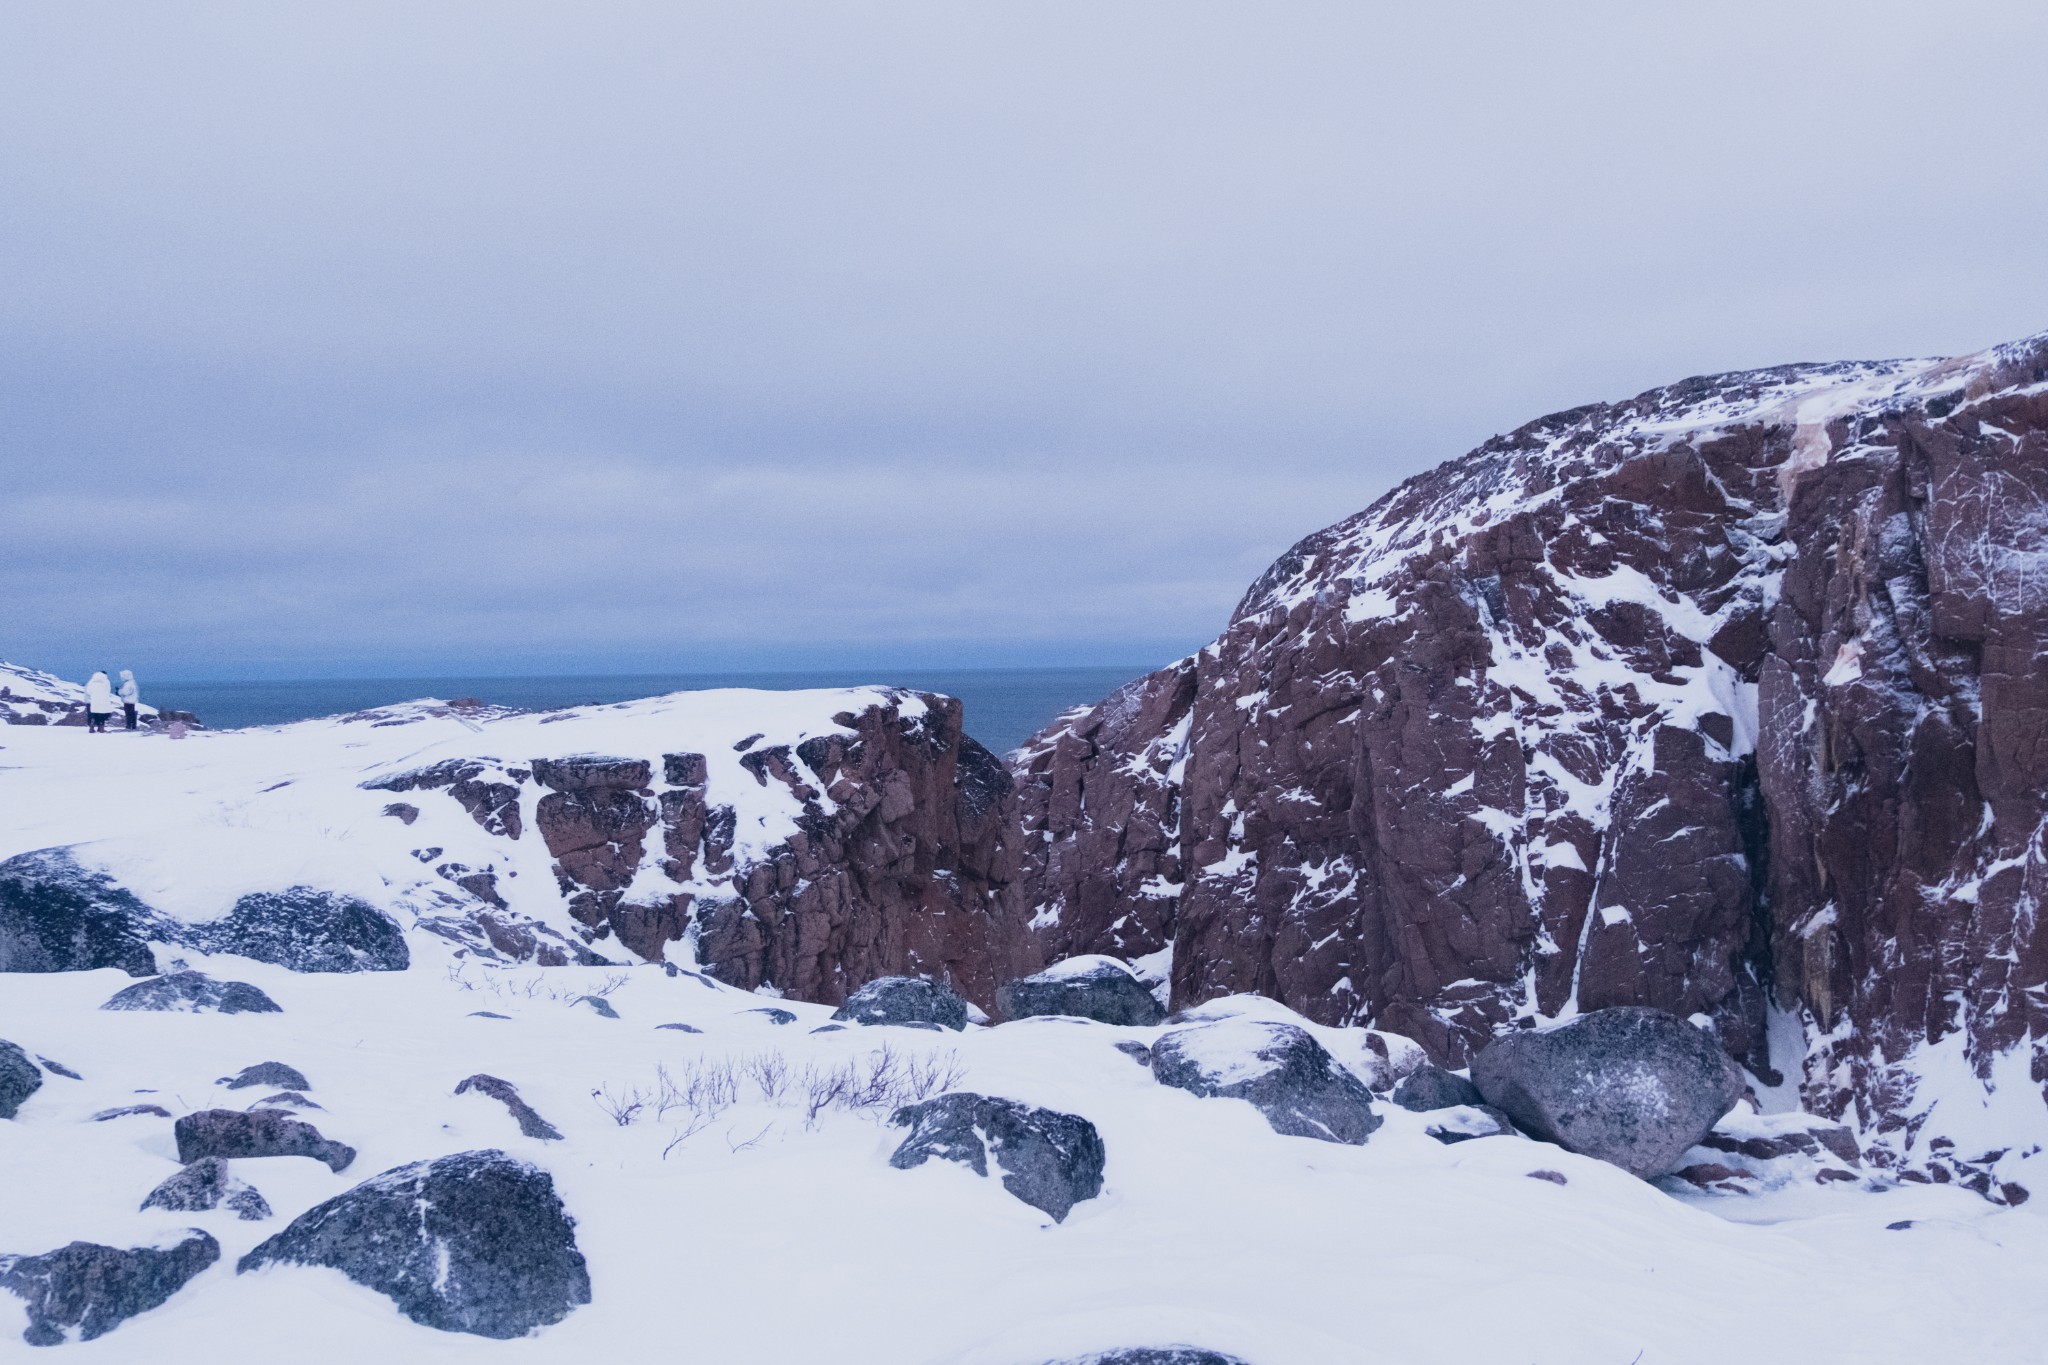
5,2,2045,681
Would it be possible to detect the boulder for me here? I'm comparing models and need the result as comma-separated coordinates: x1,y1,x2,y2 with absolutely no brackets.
0,1039,41,1119
188,888,409,973
174,1109,356,1173
1390,1063,1484,1112
102,971,281,1015
219,1061,311,1091
832,976,969,1030
455,1074,564,1141
1469,1007,1746,1179
140,1157,272,1220
889,1093,1105,1222
1045,1352,1252,1365
998,956,1165,1027
0,1231,218,1345
1150,1019,1381,1144
0,848,159,976
237,1149,591,1339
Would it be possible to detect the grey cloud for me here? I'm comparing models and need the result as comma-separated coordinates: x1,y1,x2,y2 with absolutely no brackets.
3,1,2045,677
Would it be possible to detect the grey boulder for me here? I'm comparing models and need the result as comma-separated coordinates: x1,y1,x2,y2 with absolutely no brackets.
1423,1105,1519,1145
219,1061,311,1091
832,976,969,1030
1390,1063,1484,1112
140,1157,272,1221
102,971,281,1015
889,1092,1105,1222
186,887,409,973
1470,1006,1747,1179
237,1149,590,1338
174,1109,356,1173
1,1039,41,1119
455,1074,563,1141
0,1231,218,1346
1151,1019,1381,1144
0,847,160,977
998,957,1164,1027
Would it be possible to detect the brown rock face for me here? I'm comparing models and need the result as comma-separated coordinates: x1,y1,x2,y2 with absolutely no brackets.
692,697,1027,1008
1009,329,2048,1184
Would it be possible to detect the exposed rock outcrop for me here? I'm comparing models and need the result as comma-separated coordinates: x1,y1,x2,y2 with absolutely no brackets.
189,888,409,973
889,1092,1106,1221
219,1061,311,1091
455,1074,563,1140
237,1149,590,1339
1008,329,2048,1187
1150,1018,1381,1144
1390,1063,1484,1112
0,1231,218,1346
1470,1007,1745,1179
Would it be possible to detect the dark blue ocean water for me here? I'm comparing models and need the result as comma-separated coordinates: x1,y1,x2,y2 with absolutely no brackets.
146,667,1152,754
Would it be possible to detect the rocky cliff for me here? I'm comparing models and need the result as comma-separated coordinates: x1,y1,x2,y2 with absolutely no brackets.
1010,329,2048,1192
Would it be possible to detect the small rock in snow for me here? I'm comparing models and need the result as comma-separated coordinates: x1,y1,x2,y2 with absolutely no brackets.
998,956,1165,1027
236,1149,591,1339
1527,1170,1568,1186
36,1056,82,1080
140,1157,272,1221
655,1022,703,1033
455,1074,564,1141
1424,1105,1519,1145
175,1109,356,1173
889,1092,1106,1222
219,1061,311,1091
574,995,620,1019
248,1091,322,1110
745,1007,797,1025
469,1011,511,1020
102,971,282,1015
0,1230,219,1345
92,1104,171,1121
1113,1040,1153,1065
832,976,969,1031
1150,1019,1381,1145
1390,1063,1483,1112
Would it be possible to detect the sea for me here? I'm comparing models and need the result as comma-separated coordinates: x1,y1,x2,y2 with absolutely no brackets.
145,666,1154,755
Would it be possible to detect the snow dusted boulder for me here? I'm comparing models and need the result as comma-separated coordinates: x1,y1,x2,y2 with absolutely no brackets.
0,1230,218,1346
1045,1351,1252,1365
0,1039,42,1119
998,956,1164,1026
1150,1018,1381,1144
102,971,281,1015
1390,1063,1484,1112
237,1149,591,1339
833,975,970,1030
175,1109,356,1173
188,888,409,973
454,1074,563,1141
0,848,160,976
140,1157,272,1220
219,1061,311,1091
889,1093,1106,1222
1470,1007,1745,1180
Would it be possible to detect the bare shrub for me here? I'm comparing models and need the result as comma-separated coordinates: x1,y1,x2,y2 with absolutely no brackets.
592,1082,648,1126
903,1049,967,1104
655,1059,737,1123
744,1051,791,1103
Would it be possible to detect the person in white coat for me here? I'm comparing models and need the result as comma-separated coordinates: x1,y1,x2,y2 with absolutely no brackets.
118,669,141,731
83,670,116,733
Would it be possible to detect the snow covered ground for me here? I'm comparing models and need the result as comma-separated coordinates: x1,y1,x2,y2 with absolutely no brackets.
4,706,2047,1363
